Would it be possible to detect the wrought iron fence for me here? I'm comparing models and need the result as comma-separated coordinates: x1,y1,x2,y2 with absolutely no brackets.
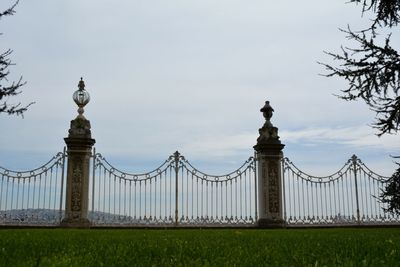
1,149,399,227
0,150,66,225
89,150,257,226
283,155,400,226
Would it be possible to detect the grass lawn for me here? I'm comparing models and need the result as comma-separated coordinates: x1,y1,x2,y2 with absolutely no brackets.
0,228,399,266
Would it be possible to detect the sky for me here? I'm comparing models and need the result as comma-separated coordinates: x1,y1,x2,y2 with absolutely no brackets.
0,0,399,176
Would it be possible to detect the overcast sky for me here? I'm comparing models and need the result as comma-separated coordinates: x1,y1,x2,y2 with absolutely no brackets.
0,0,398,175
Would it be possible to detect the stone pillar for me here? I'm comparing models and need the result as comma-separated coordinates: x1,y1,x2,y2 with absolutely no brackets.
61,79,95,228
254,101,285,228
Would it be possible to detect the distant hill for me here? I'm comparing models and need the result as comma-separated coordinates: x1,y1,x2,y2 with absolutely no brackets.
0,209,163,225
0,209,62,225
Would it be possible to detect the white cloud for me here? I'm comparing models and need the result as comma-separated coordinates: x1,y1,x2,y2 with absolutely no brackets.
281,125,400,152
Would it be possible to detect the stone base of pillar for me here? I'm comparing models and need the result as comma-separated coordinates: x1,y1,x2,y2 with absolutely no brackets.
60,218,91,228
257,218,286,228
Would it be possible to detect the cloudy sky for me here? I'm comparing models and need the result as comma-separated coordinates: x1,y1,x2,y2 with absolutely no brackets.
0,0,398,175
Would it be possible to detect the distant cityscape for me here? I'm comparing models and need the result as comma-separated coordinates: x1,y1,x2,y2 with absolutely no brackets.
0,209,63,225
0,209,121,225
0,209,173,226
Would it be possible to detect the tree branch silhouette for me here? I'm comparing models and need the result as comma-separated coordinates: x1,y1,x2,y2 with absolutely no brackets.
0,0,34,117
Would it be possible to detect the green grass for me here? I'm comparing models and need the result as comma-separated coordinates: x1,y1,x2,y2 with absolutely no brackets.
0,228,399,266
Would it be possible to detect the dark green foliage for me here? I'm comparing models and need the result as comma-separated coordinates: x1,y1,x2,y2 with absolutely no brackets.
381,164,400,214
0,0,33,116
0,229,399,266
321,27,400,136
321,1,400,136
350,0,400,27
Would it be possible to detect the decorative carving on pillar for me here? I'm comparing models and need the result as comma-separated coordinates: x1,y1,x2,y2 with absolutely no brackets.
261,159,281,216
71,166,82,213
268,161,279,214
69,118,92,138
262,164,268,212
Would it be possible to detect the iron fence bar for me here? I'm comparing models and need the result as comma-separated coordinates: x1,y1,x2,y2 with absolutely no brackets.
159,173,163,220
48,168,52,211
221,181,224,221
113,174,116,220
91,148,96,219
129,180,132,219
103,167,106,219
192,171,194,220
37,174,41,212
352,155,361,225
211,180,214,220
282,157,286,222
196,175,199,220
174,151,179,226
373,178,379,219
169,166,172,221
144,180,147,220
337,177,341,220
43,170,47,212
16,179,19,213
345,172,350,219
119,177,122,218
166,169,168,220
244,171,247,220
59,147,67,222
54,164,59,213
0,175,3,211
367,171,372,219
181,166,184,221
139,181,142,220
235,177,237,220
32,177,35,213
22,179,26,211
289,166,293,222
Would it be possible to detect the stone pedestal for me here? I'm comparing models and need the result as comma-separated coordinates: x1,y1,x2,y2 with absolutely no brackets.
254,143,285,228
61,117,95,228
254,101,285,228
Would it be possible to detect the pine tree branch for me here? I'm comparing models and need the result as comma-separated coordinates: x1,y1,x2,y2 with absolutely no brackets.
320,26,400,135
350,0,400,27
0,0,19,19
0,0,34,117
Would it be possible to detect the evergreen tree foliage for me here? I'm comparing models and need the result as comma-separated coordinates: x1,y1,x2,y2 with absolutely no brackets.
380,163,400,214
0,0,33,116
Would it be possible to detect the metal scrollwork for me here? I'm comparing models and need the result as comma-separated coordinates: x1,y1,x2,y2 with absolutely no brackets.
282,155,396,226
90,151,256,226
0,152,66,226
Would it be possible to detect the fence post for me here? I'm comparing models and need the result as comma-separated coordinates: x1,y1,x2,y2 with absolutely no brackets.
61,78,96,228
254,101,285,228
174,151,180,226
59,146,67,223
352,155,361,225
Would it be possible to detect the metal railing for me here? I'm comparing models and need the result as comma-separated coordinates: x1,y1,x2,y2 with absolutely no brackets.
283,155,400,226
0,149,66,225
89,150,257,226
1,149,399,227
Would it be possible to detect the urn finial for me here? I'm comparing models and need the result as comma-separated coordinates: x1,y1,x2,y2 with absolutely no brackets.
260,101,274,122
72,77,90,119
256,100,281,145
